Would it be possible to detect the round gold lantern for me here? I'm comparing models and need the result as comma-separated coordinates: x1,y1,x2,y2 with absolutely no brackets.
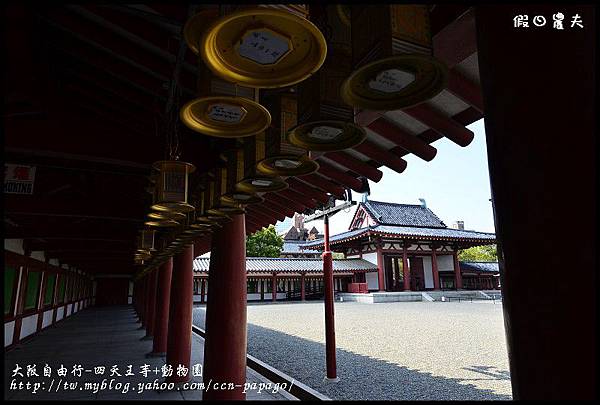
180,96,271,138
147,210,187,222
144,219,181,228
199,8,327,88
341,55,447,110
236,175,288,194
287,121,367,152
150,160,196,213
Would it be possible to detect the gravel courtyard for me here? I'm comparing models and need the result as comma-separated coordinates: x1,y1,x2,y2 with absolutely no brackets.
193,301,512,400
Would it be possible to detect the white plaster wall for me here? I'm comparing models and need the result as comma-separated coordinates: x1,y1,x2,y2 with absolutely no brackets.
127,297,133,304
437,255,455,272
42,310,53,328
49,259,59,266
19,314,38,339
422,256,434,289
4,239,24,255
5,321,15,347
56,307,64,321
365,272,379,290
128,281,134,295
362,252,378,265
346,255,360,259
66,305,72,317
30,251,45,262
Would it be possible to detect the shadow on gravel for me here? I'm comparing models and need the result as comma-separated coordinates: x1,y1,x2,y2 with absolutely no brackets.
192,307,511,401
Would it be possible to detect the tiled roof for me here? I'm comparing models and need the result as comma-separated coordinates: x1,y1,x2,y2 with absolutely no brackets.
301,224,496,248
363,200,446,228
282,240,319,254
193,257,378,273
459,261,499,273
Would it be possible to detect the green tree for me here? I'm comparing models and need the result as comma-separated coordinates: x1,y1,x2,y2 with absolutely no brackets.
246,225,284,257
458,244,498,262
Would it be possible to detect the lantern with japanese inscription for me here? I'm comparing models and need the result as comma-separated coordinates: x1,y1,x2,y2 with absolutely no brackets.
194,6,327,89
341,5,448,110
181,9,272,139
285,5,367,152
150,160,196,213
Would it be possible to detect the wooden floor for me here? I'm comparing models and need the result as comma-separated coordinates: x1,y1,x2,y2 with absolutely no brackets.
4,305,293,401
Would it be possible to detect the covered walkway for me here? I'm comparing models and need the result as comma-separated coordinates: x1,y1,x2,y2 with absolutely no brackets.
4,306,292,401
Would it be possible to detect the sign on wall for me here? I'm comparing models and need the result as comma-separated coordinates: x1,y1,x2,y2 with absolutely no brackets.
4,164,36,194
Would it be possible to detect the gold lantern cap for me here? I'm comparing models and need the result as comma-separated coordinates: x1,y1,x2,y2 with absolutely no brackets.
145,219,181,228
148,210,187,221
181,96,271,139
220,191,265,205
236,176,288,193
287,121,367,152
199,8,327,88
341,54,448,110
256,154,319,176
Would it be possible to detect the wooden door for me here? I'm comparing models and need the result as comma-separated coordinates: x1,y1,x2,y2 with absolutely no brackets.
410,257,425,291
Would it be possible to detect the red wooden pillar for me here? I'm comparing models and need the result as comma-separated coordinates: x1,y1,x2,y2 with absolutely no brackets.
165,244,194,384
300,273,306,301
322,214,338,380
203,213,247,400
453,252,463,290
143,268,159,339
402,243,411,291
376,240,385,291
200,278,206,303
271,273,277,302
149,258,172,357
431,247,440,290
138,276,147,327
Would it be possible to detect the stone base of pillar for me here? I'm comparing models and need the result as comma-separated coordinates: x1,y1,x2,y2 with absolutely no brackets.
323,376,340,383
140,335,153,341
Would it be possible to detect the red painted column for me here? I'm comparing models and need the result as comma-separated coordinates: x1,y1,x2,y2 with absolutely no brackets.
203,213,247,400
376,240,385,291
402,243,411,291
165,244,194,384
322,214,338,380
143,268,159,339
431,248,440,290
271,273,277,302
138,277,147,327
200,278,205,304
301,273,306,301
148,258,172,357
260,278,265,301
453,252,463,290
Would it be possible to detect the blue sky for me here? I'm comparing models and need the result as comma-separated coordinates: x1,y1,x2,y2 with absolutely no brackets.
279,118,496,236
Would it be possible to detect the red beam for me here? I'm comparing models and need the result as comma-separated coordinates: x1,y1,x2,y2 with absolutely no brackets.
276,189,318,210
367,119,437,162
432,7,477,69
403,104,475,147
323,151,383,182
286,179,330,204
316,162,363,193
269,192,307,213
354,141,408,174
298,175,345,198
446,69,484,113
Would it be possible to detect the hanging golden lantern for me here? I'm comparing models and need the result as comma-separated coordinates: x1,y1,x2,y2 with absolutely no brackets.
206,167,246,216
194,186,231,226
284,5,367,152
195,7,327,88
341,5,448,110
250,95,321,174
147,210,187,221
220,148,266,205
150,160,196,213
182,9,272,139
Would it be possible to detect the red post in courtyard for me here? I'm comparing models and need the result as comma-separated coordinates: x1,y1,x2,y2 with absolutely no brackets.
453,252,463,290
142,268,158,340
271,273,277,302
148,258,172,357
165,245,194,384
203,213,247,400
200,278,205,303
402,242,411,291
376,239,385,291
322,214,338,381
431,246,440,290
301,273,306,301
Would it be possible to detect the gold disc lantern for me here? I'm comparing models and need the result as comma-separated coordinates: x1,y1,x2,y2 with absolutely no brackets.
220,148,267,205
287,5,367,152
206,166,247,216
196,6,327,89
181,9,272,139
234,135,290,193
341,5,448,110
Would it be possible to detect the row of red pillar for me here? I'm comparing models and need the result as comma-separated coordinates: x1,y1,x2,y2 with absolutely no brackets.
132,214,247,400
